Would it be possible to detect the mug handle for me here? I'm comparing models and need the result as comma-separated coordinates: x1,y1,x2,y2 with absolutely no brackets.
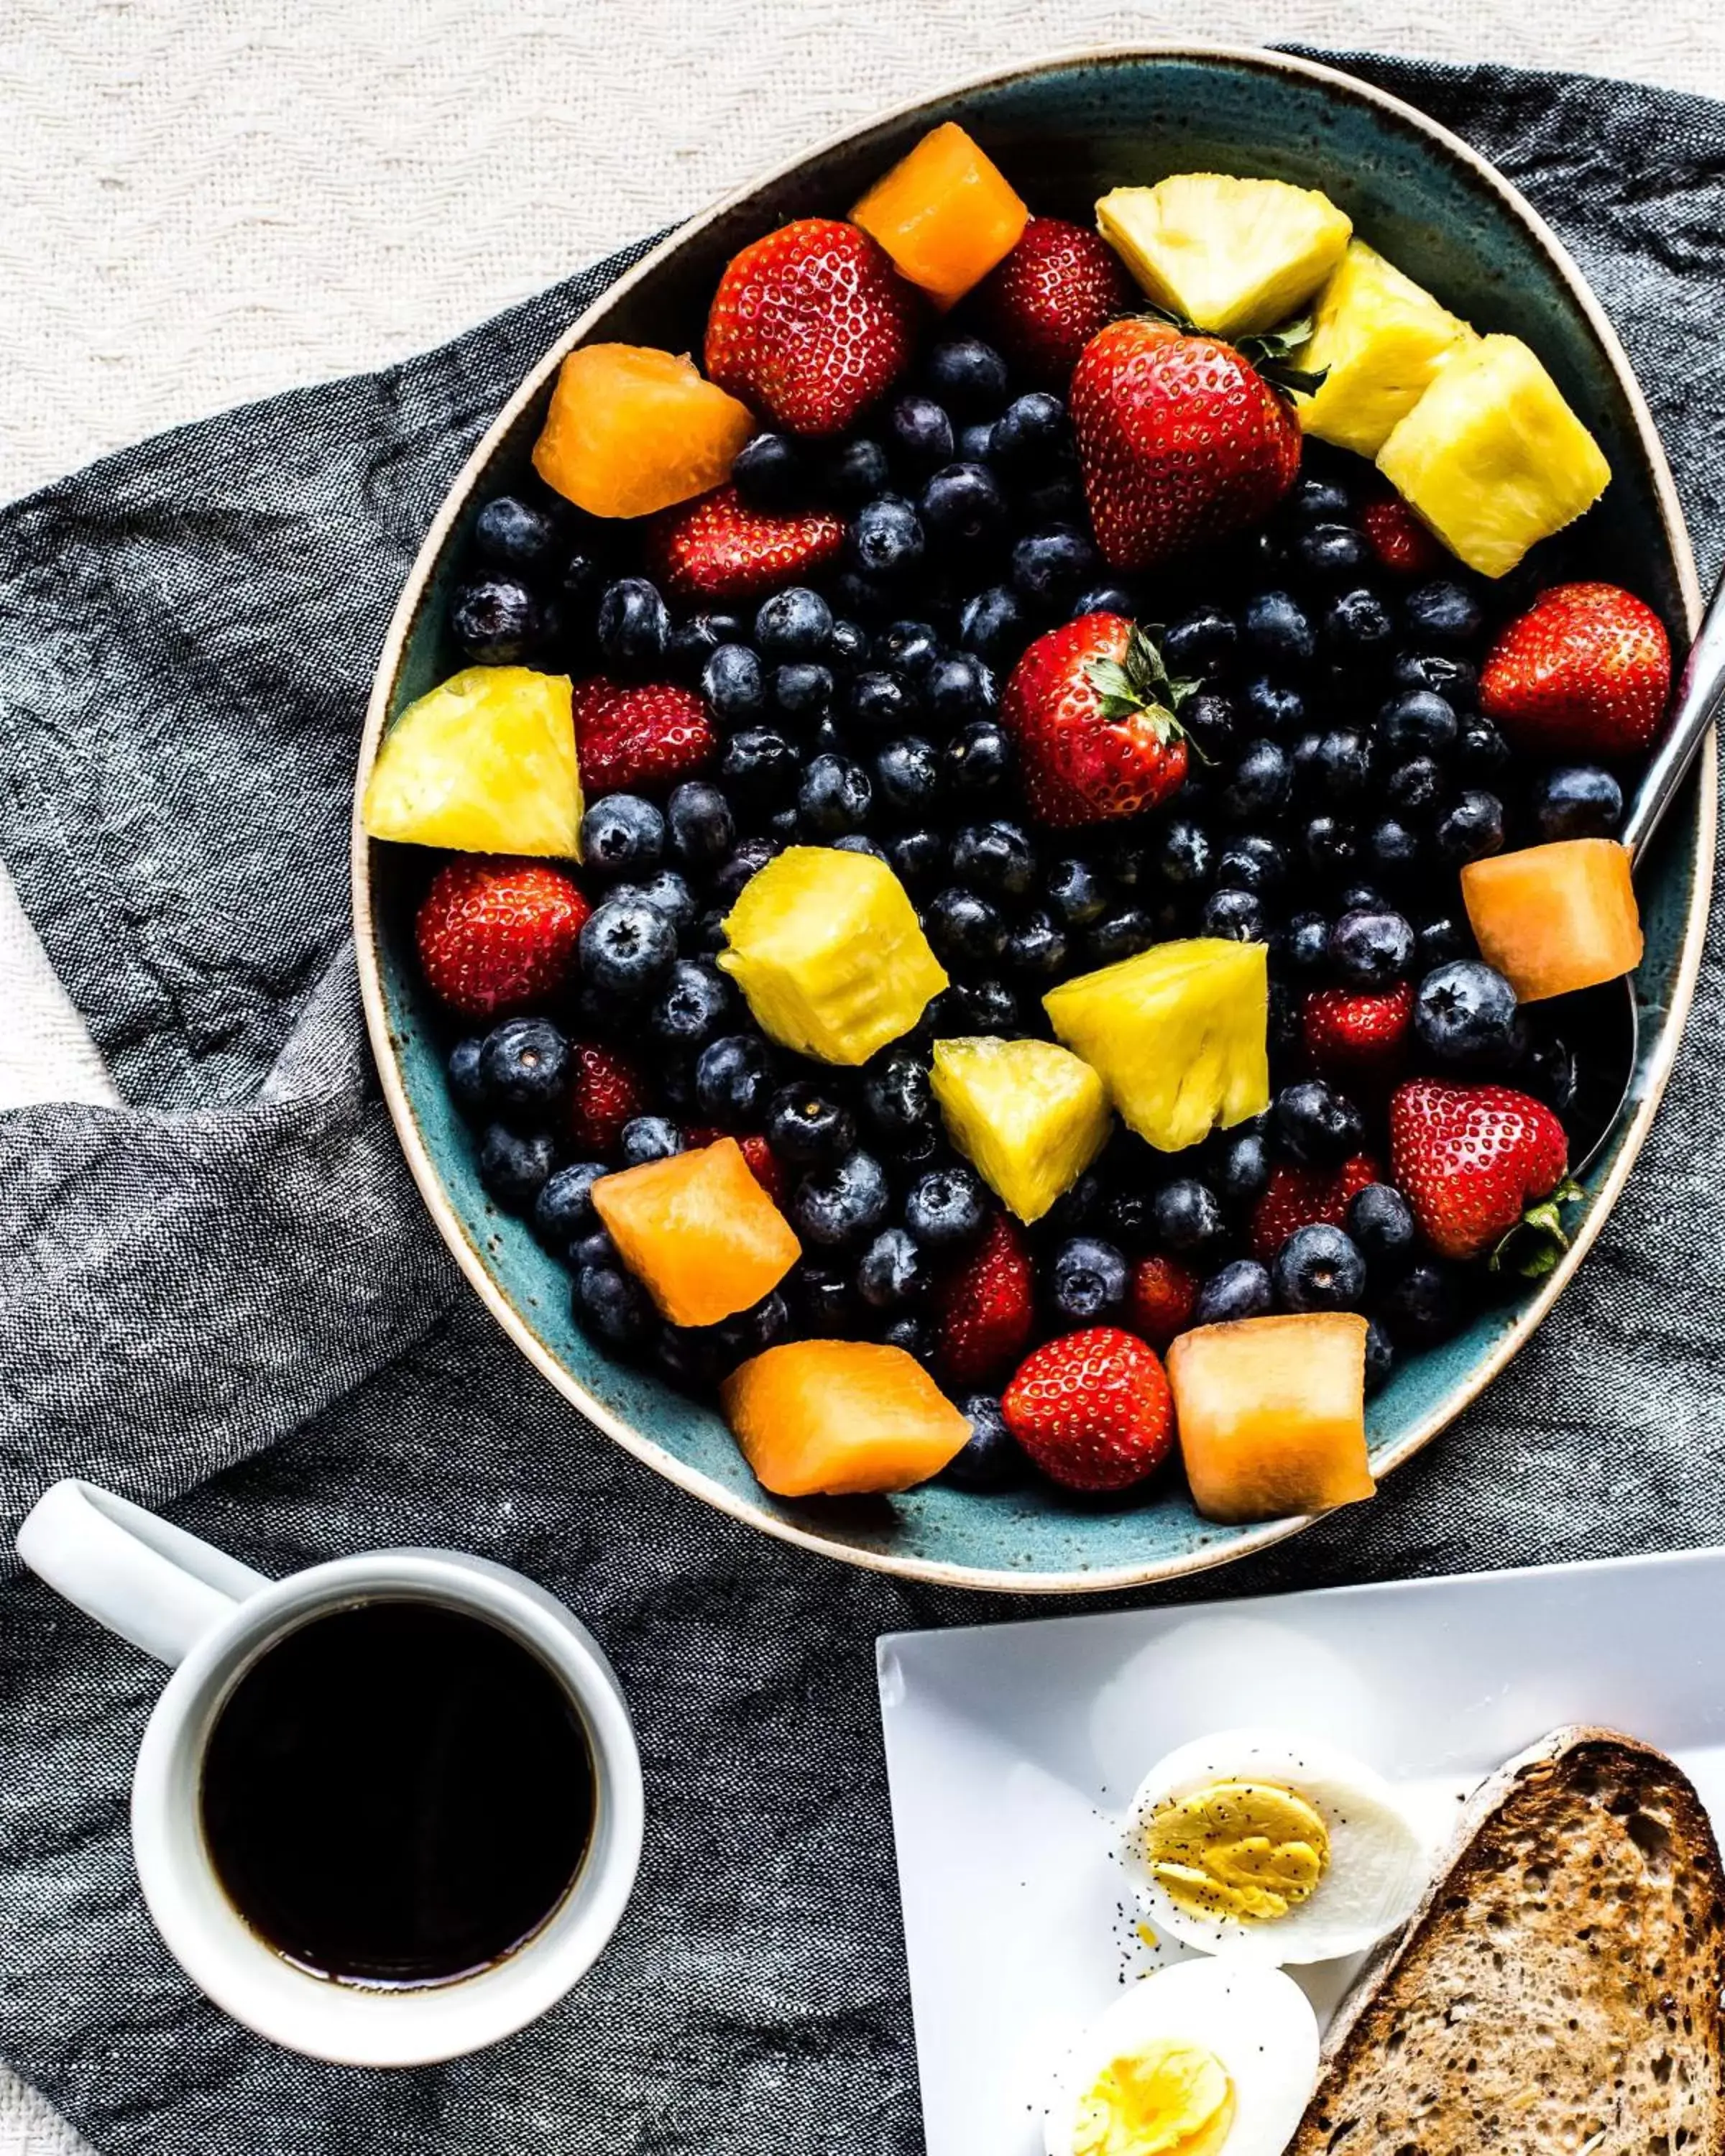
16,1479,272,1667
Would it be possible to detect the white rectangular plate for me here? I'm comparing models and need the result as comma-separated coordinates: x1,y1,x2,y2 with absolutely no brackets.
877,1548,1725,2156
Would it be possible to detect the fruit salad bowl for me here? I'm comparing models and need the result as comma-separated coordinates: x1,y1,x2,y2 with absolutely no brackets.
352,44,1709,1594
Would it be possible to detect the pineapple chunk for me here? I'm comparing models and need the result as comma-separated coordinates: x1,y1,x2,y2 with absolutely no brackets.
1044,939,1269,1153
1376,334,1611,578
1095,174,1351,342
360,665,581,857
717,847,947,1065
1296,240,1473,456
931,1036,1111,1225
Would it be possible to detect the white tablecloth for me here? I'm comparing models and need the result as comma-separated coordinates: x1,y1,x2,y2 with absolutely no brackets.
2,0,1721,2145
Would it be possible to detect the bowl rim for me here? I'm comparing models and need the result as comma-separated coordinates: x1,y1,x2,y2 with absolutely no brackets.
351,38,1712,1597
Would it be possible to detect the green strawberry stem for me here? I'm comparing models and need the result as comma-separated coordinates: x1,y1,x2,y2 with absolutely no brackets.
1083,627,1199,745
1489,1176,1585,1280
1129,302,1329,399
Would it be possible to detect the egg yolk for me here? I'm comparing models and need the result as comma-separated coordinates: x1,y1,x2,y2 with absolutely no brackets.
1141,1779,1330,1922
1075,2037,1236,2156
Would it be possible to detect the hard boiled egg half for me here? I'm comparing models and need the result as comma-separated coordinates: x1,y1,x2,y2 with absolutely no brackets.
1044,1959,1320,2156
1123,1726,1426,1964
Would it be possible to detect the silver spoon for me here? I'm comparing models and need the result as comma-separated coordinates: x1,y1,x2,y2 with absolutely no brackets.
1563,564,1725,1174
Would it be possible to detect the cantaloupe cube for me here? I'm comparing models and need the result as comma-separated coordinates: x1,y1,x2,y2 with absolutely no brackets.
532,344,754,520
1167,1313,1374,1525
592,1139,800,1327
851,123,1029,310
931,1036,1111,1224
1461,837,1642,1003
722,1340,972,1497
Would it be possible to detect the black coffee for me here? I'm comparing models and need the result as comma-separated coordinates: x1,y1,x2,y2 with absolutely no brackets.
201,1600,594,1988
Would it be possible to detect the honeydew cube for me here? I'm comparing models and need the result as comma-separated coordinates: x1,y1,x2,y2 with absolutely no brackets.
1296,239,1473,456
717,846,947,1065
1376,334,1611,578
360,665,581,857
1461,837,1642,1003
1095,174,1352,342
722,1340,972,1496
931,1036,1112,1225
1167,1313,1374,1524
851,123,1029,309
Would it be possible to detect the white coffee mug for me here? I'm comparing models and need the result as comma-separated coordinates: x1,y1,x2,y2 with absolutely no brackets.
15,1478,645,2066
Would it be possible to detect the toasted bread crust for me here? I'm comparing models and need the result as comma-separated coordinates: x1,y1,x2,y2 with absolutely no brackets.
1292,1726,1725,2156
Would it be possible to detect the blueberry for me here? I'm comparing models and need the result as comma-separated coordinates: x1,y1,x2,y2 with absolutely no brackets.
1391,650,1478,701
1214,835,1284,894
875,737,943,818
1152,1178,1225,1254
926,336,1010,415
1368,818,1421,880
1338,883,1392,916
1385,756,1445,820
691,1036,773,1128
618,1115,682,1167
1244,589,1315,667
635,867,694,934
1215,1128,1271,1204
792,1150,891,1247
798,753,873,837
1180,691,1238,762
478,1016,569,1117
1377,1258,1462,1346
1101,1188,1154,1251
1274,1079,1365,1166
702,642,766,726
766,1085,855,1168
595,576,669,667
1380,688,1458,759
921,462,1009,545
1293,522,1372,584
1191,890,1258,946
1164,606,1238,678
1195,1258,1274,1325
1046,855,1110,925
1404,578,1484,649
580,793,664,880
824,437,891,503
959,584,1030,665
1241,676,1305,737
874,619,939,678
716,1291,793,1363
943,718,1013,798
580,895,677,1000
451,576,540,663
1149,819,1210,893
959,422,998,462
1290,473,1353,522
478,1123,558,1210
1346,1182,1416,1263
878,1312,934,1363
1308,727,1372,804
648,959,735,1051
1088,906,1161,962
1325,586,1395,658
921,886,1008,970
1221,740,1293,822
1456,716,1511,782
1363,1317,1394,1395
925,653,998,724
885,824,946,888
572,1263,655,1351
850,495,926,576
473,494,558,571
952,819,1036,900
791,1261,858,1333
904,1164,988,1249
890,393,955,465
447,1036,487,1115
990,391,1067,473
1012,526,1098,607
755,585,833,660
862,1051,933,1151
569,1227,618,1271
1414,958,1522,1069
719,727,799,808
665,781,735,868
533,1161,608,1245
1416,914,1469,969
856,1225,928,1310
1520,1028,1578,1116
1074,582,1138,619
666,613,741,681
965,978,1031,1036
731,430,807,512
1532,764,1623,842
768,663,830,724
712,838,778,904
1299,814,1359,881
939,1395,1024,1491
829,617,869,668
1274,1222,1366,1312
1006,911,1069,980
656,1322,727,1393
1434,789,1505,865
1329,907,1414,987
1050,1236,1128,1323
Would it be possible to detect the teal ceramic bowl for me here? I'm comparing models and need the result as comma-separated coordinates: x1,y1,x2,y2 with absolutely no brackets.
353,45,1710,1594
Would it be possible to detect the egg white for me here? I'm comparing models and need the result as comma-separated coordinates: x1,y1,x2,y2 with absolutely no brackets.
1122,1726,1427,1965
1044,1959,1320,2156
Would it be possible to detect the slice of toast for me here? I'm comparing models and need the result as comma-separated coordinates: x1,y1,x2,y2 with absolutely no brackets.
1292,1726,1725,2156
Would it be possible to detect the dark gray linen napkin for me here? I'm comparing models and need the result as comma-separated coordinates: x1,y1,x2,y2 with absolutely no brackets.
2,51,1724,2156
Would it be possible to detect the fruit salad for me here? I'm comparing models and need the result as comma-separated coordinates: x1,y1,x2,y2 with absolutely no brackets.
362,132,1675,1523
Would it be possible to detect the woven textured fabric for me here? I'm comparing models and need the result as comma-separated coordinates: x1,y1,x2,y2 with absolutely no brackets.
1,51,1724,2156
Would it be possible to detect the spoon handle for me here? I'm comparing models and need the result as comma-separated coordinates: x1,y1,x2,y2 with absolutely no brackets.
1622,564,1725,862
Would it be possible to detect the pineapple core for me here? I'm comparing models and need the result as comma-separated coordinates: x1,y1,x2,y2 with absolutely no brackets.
1296,240,1472,457
1095,173,1352,341
931,1036,1112,1224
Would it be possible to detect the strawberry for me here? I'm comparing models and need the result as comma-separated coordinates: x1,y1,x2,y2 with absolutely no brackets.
1248,1153,1381,1263
686,1124,787,1206
645,485,846,603
566,1042,649,1159
1000,614,1192,826
704,218,918,438
972,216,1133,386
1002,1327,1175,1493
571,676,715,797
1302,981,1414,1082
1389,1078,1577,1271
1359,494,1444,576
415,856,589,1021
934,1211,1035,1385
1126,1253,1200,1351
1070,318,1305,571
1479,581,1671,759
